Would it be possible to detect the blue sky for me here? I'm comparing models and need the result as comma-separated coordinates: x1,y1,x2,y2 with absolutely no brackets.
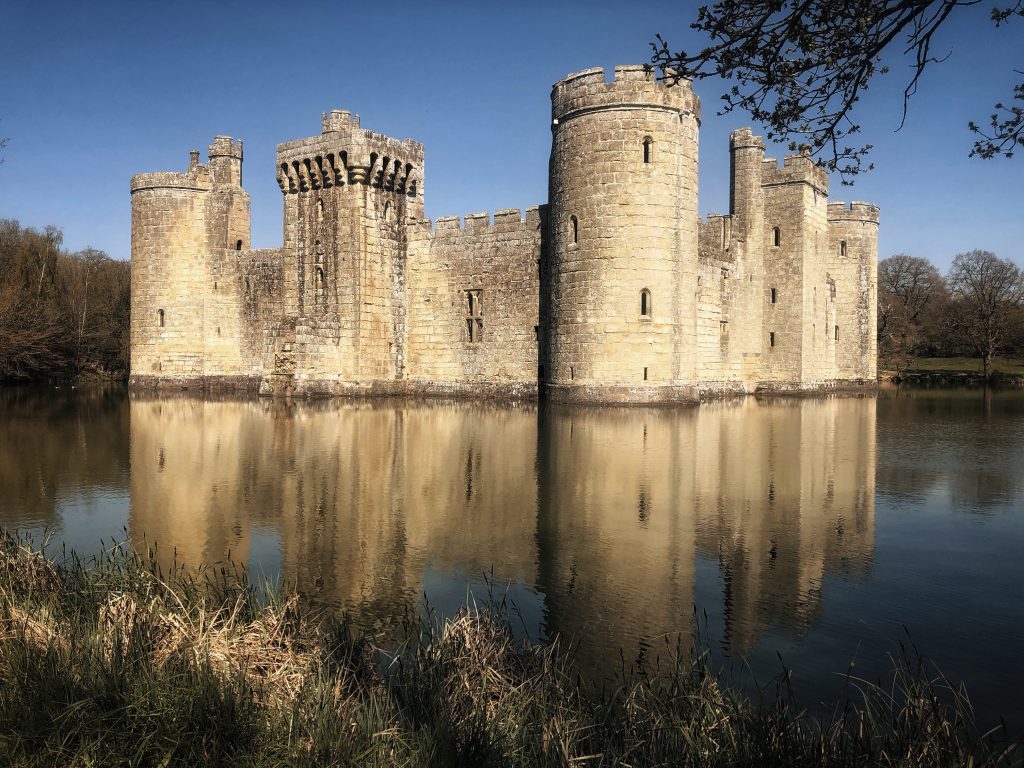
1,0,1021,270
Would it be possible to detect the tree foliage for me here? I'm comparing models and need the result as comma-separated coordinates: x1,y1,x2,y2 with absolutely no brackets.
652,0,1024,181
944,250,1024,381
877,254,948,372
0,219,129,382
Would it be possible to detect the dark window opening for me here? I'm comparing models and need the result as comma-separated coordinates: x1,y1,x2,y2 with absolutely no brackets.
570,366,574,380
213,281,217,291
643,136,653,164
157,309,165,327
643,367,648,381
465,289,483,342
769,331,776,347
770,287,777,304
570,215,578,245
839,240,847,257
640,288,651,318
317,198,325,221
834,325,840,341
773,227,781,247
235,240,243,251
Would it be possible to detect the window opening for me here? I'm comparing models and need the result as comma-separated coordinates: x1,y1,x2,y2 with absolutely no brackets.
158,309,164,327
235,240,243,250
465,289,483,342
643,136,653,164
770,287,777,304
643,367,648,381
839,240,847,257
317,198,325,221
570,215,578,245
640,288,651,318
570,366,574,380
773,227,781,247
834,325,840,341
769,331,776,347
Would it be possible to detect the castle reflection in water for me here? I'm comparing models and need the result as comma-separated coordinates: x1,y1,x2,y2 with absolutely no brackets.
127,395,875,665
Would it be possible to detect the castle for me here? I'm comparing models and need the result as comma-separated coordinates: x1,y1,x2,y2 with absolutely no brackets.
130,65,878,403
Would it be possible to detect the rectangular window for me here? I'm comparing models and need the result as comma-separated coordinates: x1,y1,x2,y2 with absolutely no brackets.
769,331,776,348
464,289,483,342
770,287,777,304
834,325,839,341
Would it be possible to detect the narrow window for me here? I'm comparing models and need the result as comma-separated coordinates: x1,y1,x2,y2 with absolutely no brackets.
213,281,217,291
235,240,243,250
465,289,483,342
773,227,781,247
383,200,391,222
643,366,648,381
643,136,653,164
640,288,651,318
570,366,574,380
158,309,164,327
839,240,847,257
834,325,840,341
316,267,325,298
534,325,539,341
570,215,578,245
769,331,776,347
317,198,325,221
770,287,777,304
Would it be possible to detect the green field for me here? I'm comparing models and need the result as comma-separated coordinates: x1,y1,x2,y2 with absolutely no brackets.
885,356,1024,377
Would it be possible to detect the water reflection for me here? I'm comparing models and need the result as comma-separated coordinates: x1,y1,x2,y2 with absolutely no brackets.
125,394,877,662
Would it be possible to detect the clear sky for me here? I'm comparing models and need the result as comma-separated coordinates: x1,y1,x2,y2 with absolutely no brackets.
1,0,1021,271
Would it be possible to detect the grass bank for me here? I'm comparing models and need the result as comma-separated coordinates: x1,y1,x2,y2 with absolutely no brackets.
0,532,1019,767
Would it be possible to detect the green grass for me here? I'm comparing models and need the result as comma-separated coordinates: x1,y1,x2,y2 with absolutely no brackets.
1,530,1020,767
884,356,1024,376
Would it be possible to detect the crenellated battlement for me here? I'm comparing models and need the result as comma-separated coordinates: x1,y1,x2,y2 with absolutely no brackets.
761,148,829,194
406,206,547,240
551,64,699,124
827,201,880,223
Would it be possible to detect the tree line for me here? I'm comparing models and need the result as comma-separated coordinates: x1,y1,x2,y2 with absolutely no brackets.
0,219,130,382
878,250,1024,381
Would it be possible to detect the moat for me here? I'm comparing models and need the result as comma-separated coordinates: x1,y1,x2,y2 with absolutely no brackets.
1,386,1022,731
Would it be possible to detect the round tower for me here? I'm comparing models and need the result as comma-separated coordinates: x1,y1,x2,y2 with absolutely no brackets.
546,65,701,402
129,154,214,386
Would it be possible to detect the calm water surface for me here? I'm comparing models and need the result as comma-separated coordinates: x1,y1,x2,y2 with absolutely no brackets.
2,386,1022,729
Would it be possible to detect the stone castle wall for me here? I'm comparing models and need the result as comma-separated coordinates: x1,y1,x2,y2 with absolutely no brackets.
129,66,879,403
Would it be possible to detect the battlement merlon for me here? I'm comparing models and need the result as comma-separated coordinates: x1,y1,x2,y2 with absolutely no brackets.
827,201,881,224
761,148,829,195
550,65,700,125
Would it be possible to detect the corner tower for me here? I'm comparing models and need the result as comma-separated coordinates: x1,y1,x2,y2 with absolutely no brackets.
545,66,701,402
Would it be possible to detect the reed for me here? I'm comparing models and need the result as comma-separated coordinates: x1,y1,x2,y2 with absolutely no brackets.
0,530,1019,767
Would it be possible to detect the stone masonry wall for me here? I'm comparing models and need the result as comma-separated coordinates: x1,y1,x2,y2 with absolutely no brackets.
404,208,543,396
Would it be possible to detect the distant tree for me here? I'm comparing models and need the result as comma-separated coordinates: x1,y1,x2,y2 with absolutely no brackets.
652,1,1024,182
944,250,1024,382
877,254,947,373
0,219,130,382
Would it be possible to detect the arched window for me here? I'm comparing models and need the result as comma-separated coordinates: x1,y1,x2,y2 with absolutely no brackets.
839,240,847,257
157,309,164,328
643,136,653,164
773,227,781,247
235,240,242,250
640,288,651,318
570,215,578,245
383,200,392,222
317,198,325,221
316,267,325,293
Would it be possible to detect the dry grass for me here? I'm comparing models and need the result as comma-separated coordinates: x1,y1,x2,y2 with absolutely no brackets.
0,529,1020,767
